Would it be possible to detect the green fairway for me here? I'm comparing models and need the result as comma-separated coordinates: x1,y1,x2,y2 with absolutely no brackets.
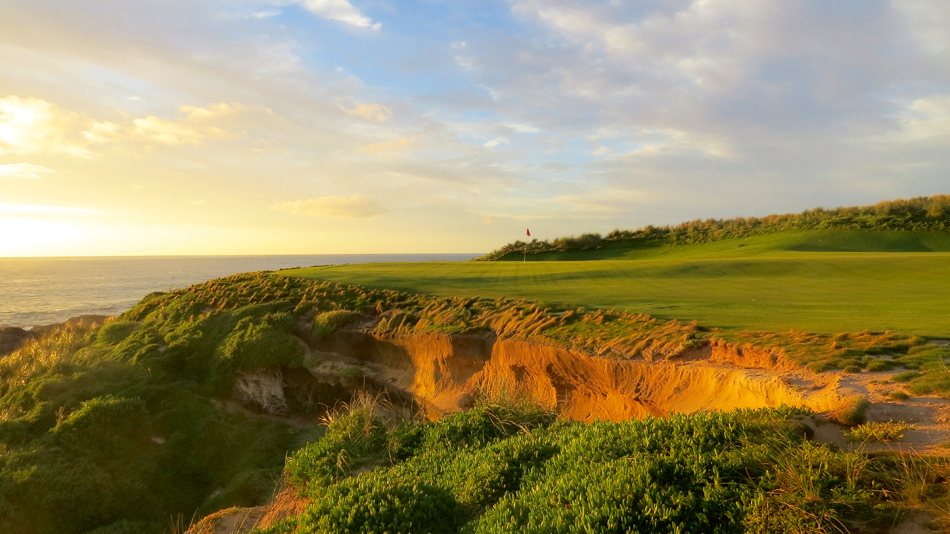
283,231,950,336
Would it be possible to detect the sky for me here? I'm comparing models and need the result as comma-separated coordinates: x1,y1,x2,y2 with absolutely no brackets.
1,0,949,256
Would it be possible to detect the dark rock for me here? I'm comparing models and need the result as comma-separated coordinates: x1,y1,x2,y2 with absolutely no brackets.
0,327,36,357
0,316,108,357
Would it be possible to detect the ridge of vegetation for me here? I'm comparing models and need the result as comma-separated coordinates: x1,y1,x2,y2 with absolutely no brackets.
3,272,950,533
478,195,950,261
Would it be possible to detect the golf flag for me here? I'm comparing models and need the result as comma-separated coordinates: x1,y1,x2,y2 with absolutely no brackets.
527,228,531,237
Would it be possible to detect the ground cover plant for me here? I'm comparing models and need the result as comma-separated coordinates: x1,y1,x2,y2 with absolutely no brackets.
251,400,948,534
847,421,916,443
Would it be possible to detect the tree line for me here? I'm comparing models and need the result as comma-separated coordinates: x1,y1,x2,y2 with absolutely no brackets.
479,195,950,260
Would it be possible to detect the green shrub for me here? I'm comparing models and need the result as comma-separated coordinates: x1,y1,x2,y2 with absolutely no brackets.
908,371,950,396
844,365,863,374
311,311,358,340
866,360,895,372
830,397,870,425
300,483,463,534
847,421,915,442
807,361,836,373
839,358,865,370
96,321,138,345
213,316,304,391
888,391,910,401
893,371,923,382
286,403,389,491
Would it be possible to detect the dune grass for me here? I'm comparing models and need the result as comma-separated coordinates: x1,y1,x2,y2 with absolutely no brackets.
283,231,950,336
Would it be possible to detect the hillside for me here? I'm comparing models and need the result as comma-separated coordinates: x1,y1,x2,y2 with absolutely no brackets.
3,272,950,533
5,197,950,533
479,195,950,261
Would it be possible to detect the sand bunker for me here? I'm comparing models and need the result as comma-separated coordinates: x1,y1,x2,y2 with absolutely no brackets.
232,330,848,423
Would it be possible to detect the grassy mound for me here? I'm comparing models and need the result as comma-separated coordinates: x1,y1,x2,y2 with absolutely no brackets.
255,402,947,534
479,195,950,261
0,291,310,534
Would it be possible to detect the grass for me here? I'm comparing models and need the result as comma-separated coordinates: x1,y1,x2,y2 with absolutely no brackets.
5,229,950,533
283,230,950,336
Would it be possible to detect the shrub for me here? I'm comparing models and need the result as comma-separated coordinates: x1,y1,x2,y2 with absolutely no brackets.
844,365,863,374
807,361,836,373
893,371,923,382
311,311,359,340
847,421,915,442
96,321,138,345
300,483,463,534
866,360,895,372
214,316,304,387
908,371,950,396
830,397,870,425
888,391,910,401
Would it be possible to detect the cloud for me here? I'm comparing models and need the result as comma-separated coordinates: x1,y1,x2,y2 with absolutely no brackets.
624,128,734,159
272,195,386,218
893,0,950,55
481,215,500,225
511,0,781,94
1,96,272,156
484,137,508,148
252,10,282,19
0,162,55,179
0,96,94,158
338,101,392,122
297,0,380,30
131,103,258,146
891,94,950,141
355,135,418,154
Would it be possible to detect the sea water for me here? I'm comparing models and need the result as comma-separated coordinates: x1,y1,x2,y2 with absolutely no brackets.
0,254,480,328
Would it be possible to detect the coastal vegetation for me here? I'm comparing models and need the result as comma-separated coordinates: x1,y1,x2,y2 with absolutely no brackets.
479,195,950,260
251,401,936,534
1,270,950,532
4,197,950,533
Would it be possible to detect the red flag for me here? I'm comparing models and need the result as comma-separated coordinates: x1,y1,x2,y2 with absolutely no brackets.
526,228,531,237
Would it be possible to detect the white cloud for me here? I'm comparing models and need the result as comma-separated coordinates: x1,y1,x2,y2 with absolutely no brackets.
887,95,950,142
893,0,950,55
0,162,55,179
512,0,781,93
272,195,386,218
253,9,282,19
1,97,273,156
338,101,392,122
355,135,418,154
0,96,94,158
298,0,380,30
484,137,508,148
624,128,734,159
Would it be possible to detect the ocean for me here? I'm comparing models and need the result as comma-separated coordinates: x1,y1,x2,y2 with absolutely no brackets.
0,254,481,328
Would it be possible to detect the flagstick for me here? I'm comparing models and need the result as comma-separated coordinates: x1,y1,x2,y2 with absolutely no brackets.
524,228,529,263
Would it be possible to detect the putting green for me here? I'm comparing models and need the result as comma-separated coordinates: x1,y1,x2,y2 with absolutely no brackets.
284,231,950,336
